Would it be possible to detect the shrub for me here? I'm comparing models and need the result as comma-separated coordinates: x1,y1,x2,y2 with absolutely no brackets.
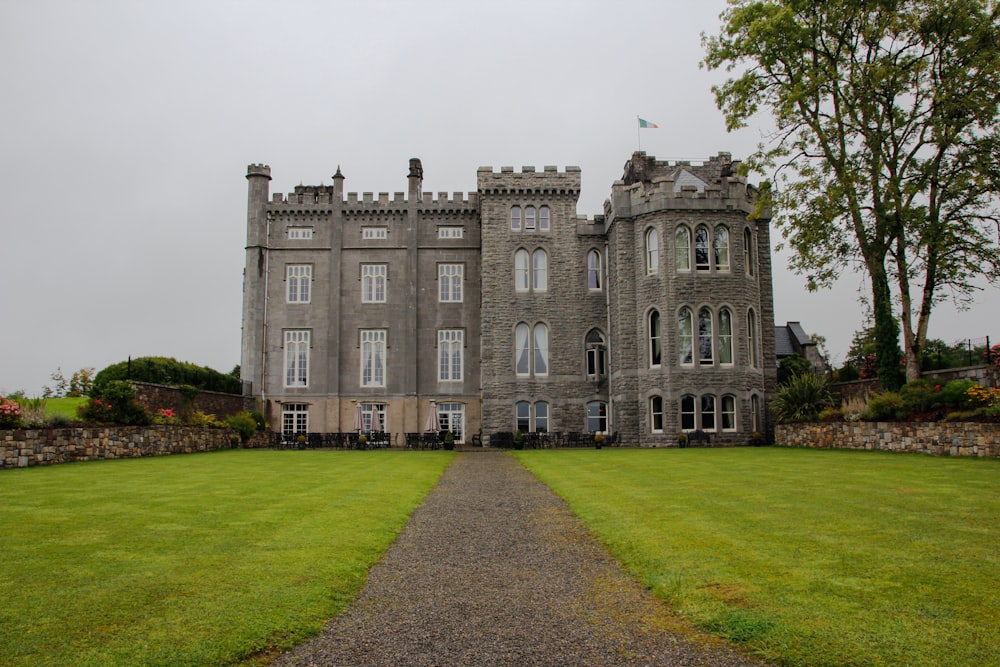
152,408,182,425
78,381,151,425
0,397,23,429
898,379,945,415
940,380,978,409
91,357,241,396
771,373,833,423
863,391,906,421
841,394,868,421
186,411,223,428
224,412,258,442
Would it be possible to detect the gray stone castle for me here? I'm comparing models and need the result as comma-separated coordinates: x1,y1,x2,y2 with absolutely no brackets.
241,152,777,445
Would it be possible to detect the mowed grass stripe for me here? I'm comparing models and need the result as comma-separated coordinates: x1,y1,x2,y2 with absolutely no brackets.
514,448,1000,667
0,450,454,667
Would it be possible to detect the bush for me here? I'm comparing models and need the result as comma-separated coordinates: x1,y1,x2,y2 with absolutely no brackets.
940,380,978,410
78,381,151,425
898,379,945,416
0,397,23,429
186,411,224,428
771,373,833,423
863,391,906,421
91,357,241,397
224,412,258,443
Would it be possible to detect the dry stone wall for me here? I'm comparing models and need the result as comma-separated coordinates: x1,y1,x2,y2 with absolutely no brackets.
2,426,270,469
776,421,999,458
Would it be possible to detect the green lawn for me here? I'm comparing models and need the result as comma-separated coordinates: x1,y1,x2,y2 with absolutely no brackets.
0,450,454,667
43,396,88,419
514,448,1000,667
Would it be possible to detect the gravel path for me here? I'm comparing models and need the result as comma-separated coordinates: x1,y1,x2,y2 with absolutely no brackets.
270,451,768,666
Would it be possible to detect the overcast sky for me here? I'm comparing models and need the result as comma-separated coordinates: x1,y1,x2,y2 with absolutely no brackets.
1,0,996,395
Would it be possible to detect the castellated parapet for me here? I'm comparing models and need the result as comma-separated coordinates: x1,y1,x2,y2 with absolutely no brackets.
477,165,582,197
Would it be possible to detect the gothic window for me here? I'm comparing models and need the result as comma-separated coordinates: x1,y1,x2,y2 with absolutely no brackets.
650,396,664,433
362,264,387,303
676,226,691,271
438,330,463,381
714,226,730,271
515,323,548,377
510,206,522,231
680,395,696,430
439,264,463,302
525,206,537,230
586,329,607,378
721,395,736,431
648,310,662,367
678,307,694,366
718,307,734,365
532,249,548,291
587,249,602,290
533,323,549,375
514,249,530,291
695,225,710,270
284,330,310,388
539,206,550,231
361,329,386,387
748,308,759,368
645,227,659,274
516,401,530,432
698,307,714,364
744,227,755,276
534,401,549,433
701,395,717,430
286,265,311,303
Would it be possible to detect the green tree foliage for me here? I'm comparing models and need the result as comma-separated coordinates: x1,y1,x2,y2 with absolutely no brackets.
777,354,815,386
92,357,241,397
770,372,833,423
703,0,1000,389
78,381,151,425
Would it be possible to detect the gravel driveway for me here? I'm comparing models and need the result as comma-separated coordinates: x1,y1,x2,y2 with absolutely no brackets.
269,451,768,666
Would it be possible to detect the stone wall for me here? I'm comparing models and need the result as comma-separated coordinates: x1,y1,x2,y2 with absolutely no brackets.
1,426,270,469
132,382,252,419
775,421,999,458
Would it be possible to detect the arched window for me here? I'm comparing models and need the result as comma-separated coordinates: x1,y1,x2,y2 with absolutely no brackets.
510,206,522,231
524,206,537,230
586,329,606,377
587,401,608,433
650,396,664,433
718,307,733,365
698,307,714,364
515,323,530,375
514,249,529,291
587,249,602,290
748,308,759,368
539,206,550,231
532,249,548,291
721,395,736,431
648,310,662,367
695,226,710,270
714,226,730,271
701,395,716,430
678,307,693,365
680,395,696,431
751,394,761,432
533,323,549,376
676,226,691,271
645,227,659,274
744,228,754,276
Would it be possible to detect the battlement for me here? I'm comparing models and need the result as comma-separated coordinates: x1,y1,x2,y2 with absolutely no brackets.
266,189,479,210
246,163,271,179
476,165,581,196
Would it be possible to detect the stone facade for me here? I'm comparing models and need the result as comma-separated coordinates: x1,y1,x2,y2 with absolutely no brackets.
241,153,776,445
775,421,1000,458
1,426,268,469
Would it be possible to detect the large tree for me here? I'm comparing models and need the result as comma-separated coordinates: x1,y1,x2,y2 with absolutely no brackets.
703,0,1000,388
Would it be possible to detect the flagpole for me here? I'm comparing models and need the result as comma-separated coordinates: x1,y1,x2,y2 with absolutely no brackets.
637,116,641,152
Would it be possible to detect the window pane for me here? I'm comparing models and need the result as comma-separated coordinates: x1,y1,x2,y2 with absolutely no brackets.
678,308,693,365
539,206,550,231
587,401,607,432
533,323,548,375
649,310,661,367
714,226,730,271
680,395,696,430
722,395,736,430
515,324,530,375
719,308,733,364
534,402,549,433
646,228,659,274
532,250,547,291
516,401,530,432
650,396,663,432
510,206,521,231
698,308,714,363
588,250,601,289
695,226,710,270
514,250,529,291
525,206,536,229
701,395,716,430
676,227,691,271
748,309,759,368
744,228,754,276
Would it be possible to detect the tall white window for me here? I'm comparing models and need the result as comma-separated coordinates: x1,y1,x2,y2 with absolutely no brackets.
281,403,308,435
361,330,386,387
721,395,736,431
284,330,310,388
695,225,711,270
286,265,312,303
534,401,549,433
538,206,550,231
650,396,664,433
514,249,530,291
748,308,759,368
701,395,717,430
744,228,755,276
678,307,694,366
515,401,530,432
719,307,734,365
532,249,548,291
586,329,606,378
676,226,691,271
438,330,464,381
680,395,696,431
525,206,537,230
439,264,463,302
645,228,659,274
362,264,386,303
648,310,662,367
515,322,548,376
587,249,602,290
714,226,730,271
698,307,714,364
510,206,522,231
361,402,386,432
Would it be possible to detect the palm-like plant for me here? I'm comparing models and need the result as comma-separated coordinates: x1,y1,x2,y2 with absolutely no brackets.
771,373,832,423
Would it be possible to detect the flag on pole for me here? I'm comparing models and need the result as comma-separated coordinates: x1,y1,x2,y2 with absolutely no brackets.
638,117,659,129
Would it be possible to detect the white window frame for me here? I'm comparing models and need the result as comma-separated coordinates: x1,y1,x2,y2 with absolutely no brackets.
719,307,734,365
721,395,737,431
538,206,550,232
587,249,602,290
524,206,536,230
360,402,386,432
676,226,691,271
437,227,464,239
698,307,715,365
361,264,387,303
439,264,463,303
288,227,313,240
586,401,607,433
510,206,522,231
437,402,465,442
361,227,388,240
645,227,659,274
438,329,464,382
361,329,386,387
532,249,548,292
680,395,696,431
284,330,310,388
650,396,664,433
648,310,662,368
514,322,548,377
714,226,731,272
514,249,530,292
678,307,694,366
286,265,312,303
281,403,308,435
695,225,711,270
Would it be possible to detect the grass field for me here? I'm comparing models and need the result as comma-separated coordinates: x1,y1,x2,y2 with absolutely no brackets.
514,448,1000,667
42,396,88,419
0,450,454,667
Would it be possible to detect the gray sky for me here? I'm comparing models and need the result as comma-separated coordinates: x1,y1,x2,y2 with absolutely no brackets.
1,0,996,395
